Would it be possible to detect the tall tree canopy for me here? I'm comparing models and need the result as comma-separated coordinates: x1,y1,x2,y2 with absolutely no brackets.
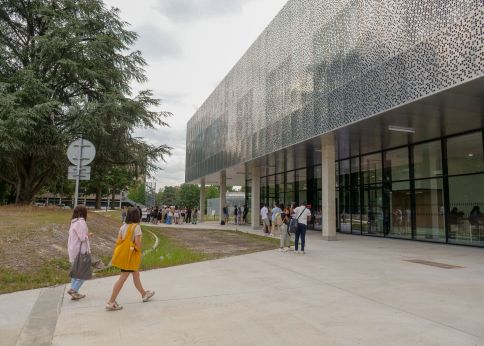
0,0,171,204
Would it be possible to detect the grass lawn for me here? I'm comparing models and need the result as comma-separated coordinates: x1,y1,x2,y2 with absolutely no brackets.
0,207,279,294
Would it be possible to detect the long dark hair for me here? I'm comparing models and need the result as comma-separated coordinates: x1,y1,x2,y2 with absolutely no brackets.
126,207,141,224
72,205,88,220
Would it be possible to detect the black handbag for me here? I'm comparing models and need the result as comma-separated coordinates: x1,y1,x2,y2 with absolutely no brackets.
70,242,92,280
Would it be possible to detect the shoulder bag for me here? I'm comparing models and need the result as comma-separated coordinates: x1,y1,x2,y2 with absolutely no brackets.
111,224,142,271
70,241,92,280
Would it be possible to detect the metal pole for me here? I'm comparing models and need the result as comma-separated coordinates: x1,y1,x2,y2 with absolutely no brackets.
119,190,123,209
74,137,83,206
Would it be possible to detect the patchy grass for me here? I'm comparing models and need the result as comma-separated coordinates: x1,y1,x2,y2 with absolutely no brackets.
0,207,279,294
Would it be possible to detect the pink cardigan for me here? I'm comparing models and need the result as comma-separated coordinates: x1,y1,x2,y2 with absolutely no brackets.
67,218,90,263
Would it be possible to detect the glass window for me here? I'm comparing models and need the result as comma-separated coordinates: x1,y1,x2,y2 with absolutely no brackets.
384,148,409,181
286,171,295,192
296,169,307,190
340,160,350,187
276,173,284,194
388,181,412,239
447,132,484,176
414,178,445,242
361,153,382,185
362,184,384,236
448,174,484,246
314,165,322,190
413,141,442,179
351,157,360,186
339,188,351,233
351,184,361,234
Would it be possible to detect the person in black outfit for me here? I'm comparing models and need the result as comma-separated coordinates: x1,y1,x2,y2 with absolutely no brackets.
243,204,249,224
186,208,192,224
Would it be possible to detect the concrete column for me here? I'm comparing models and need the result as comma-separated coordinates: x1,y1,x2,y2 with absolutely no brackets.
251,165,261,230
199,178,205,223
321,132,337,241
219,171,227,223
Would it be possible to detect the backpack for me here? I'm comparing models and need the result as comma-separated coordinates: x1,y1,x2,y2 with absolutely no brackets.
275,212,283,226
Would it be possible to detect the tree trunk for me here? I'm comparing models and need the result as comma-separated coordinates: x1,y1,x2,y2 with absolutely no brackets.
95,185,102,209
111,189,116,210
15,159,38,205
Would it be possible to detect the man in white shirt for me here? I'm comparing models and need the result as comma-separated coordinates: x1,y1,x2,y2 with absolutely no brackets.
293,202,311,254
260,204,270,234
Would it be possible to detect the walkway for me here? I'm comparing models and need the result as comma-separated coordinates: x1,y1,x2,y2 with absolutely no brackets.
1,230,484,345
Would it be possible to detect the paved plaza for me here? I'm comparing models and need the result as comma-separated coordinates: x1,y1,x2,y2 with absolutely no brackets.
2,229,484,346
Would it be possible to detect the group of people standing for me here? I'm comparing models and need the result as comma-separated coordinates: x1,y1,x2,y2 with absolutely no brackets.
68,205,154,311
222,204,249,225
122,205,200,225
260,202,312,254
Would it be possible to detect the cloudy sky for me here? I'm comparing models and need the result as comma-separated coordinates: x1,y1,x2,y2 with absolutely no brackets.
103,0,288,189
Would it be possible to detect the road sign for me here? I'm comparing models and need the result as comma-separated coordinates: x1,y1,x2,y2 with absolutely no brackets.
67,139,96,166
68,166,91,181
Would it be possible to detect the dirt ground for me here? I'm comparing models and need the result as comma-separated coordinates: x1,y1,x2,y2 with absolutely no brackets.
0,207,278,274
155,227,279,257
0,206,119,273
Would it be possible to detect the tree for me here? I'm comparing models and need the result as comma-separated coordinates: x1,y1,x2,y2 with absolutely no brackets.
128,182,146,206
158,186,178,206
0,0,171,204
177,184,200,208
206,186,220,200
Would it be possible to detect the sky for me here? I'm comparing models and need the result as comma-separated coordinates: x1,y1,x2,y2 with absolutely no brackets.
102,0,288,189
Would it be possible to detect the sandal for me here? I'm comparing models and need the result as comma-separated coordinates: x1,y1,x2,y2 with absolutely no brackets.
71,292,86,300
105,301,123,311
142,290,155,302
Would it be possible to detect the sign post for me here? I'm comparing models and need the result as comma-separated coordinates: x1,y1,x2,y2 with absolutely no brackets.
67,138,96,207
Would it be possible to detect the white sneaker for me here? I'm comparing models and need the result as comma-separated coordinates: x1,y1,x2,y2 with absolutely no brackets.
295,250,300,254
301,251,305,255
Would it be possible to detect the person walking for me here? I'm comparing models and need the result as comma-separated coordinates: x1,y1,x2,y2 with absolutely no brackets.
67,205,92,300
106,207,155,311
293,202,311,254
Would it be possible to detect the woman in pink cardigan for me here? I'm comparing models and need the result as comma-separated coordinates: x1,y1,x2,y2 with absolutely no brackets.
67,205,92,300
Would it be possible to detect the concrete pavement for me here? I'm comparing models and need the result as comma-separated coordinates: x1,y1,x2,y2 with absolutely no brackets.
2,231,484,345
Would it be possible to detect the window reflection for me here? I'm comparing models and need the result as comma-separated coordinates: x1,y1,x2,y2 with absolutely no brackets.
415,179,445,242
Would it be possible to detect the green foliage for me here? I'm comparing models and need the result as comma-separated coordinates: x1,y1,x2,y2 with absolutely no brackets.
206,186,220,200
128,182,146,205
157,186,178,206
0,0,171,204
177,184,200,208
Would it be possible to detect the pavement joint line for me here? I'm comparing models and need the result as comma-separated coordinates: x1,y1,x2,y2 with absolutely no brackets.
253,253,484,341
15,284,65,346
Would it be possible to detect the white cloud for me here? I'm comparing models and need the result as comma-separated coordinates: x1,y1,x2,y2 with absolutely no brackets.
156,0,254,22
104,0,288,188
134,24,181,61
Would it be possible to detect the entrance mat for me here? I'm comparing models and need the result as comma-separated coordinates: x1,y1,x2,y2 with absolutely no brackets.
404,259,464,269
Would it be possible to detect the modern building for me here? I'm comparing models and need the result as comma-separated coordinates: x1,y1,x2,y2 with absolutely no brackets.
185,0,484,247
207,192,246,219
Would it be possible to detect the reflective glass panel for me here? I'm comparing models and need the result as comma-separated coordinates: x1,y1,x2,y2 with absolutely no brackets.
362,185,384,236
415,178,445,242
448,174,484,246
413,141,442,179
447,132,484,176
388,181,412,239
361,153,382,185
384,148,409,181
339,188,351,233
351,185,361,234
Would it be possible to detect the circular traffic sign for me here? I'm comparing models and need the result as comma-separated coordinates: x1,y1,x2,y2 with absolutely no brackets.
67,138,96,166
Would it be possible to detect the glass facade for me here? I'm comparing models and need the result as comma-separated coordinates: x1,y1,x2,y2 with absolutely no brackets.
257,130,484,247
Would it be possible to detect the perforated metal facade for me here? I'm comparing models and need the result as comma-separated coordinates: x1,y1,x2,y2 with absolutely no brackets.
185,0,484,183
